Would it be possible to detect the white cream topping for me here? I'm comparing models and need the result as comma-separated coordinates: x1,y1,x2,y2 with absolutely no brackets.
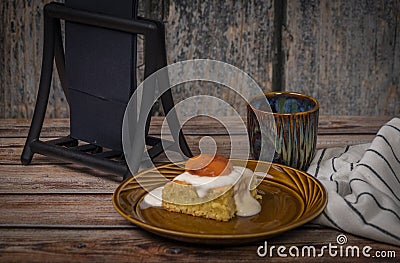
233,167,261,216
171,167,244,198
141,166,262,217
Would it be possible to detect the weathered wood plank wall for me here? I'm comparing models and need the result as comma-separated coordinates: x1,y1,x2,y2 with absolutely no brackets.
1,0,399,118
1,0,66,118
284,0,400,115
151,0,275,116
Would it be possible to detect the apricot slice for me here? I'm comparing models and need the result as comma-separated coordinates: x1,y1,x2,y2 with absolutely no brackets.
185,154,233,177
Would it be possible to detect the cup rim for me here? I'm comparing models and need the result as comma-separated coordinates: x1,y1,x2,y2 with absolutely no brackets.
247,91,319,116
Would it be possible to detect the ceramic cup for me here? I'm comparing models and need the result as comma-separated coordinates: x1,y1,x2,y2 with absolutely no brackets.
247,91,319,171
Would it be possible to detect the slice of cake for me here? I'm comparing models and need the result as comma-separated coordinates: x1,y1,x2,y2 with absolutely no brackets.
161,154,261,221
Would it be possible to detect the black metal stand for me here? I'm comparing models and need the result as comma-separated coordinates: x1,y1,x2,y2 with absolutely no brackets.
21,2,192,180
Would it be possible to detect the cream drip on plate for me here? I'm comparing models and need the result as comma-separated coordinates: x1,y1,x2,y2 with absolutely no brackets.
233,167,261,216
141,166,262,217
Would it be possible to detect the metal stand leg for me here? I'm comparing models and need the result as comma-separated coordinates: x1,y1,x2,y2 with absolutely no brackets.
128,18,192,174
144,20,192,158
156,21,192,158
21,14,56,165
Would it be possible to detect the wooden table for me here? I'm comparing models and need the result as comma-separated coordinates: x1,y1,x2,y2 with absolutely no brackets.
0,116,399,262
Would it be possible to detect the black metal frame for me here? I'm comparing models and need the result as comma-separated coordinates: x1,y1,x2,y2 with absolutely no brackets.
21,2,192,180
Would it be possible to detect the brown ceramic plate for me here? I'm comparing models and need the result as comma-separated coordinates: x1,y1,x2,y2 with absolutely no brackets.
112,160,327,245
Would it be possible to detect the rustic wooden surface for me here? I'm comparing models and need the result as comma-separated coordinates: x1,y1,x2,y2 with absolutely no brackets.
3,0,398,118
161,0,274,117
0,116,399,262
1,0,275,118
284,0,400,115
0,0,66,119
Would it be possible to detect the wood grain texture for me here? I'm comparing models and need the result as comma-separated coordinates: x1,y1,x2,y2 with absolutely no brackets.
0,134,378,167
0,228,397,262
0,194,133,227
1,0,274,118
284,0,400,115
0,114,389,201
0,115,391,165
164,0,274,84
148,0,275,116
2,0,399,118
0,115,390,165
0,0,67,119
0,164,121,193
0,116,399,261
0,115,394,137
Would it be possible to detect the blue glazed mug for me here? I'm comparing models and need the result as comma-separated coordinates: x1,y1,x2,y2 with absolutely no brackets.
247,92,319,171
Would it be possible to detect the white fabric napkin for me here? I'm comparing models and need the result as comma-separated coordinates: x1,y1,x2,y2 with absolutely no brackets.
307,118,400,246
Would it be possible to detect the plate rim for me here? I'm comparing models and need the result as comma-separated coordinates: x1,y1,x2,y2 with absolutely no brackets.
112,160,327,241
